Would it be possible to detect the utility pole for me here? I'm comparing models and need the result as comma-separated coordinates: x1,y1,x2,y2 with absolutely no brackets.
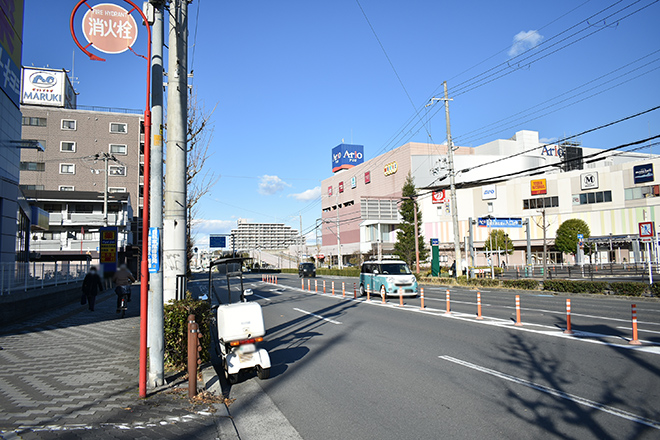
336,193,342,269
427,82,461,276
299,214,303,264
443,82,461,276
163,0,188,302
542,208,547,281
104,154,109,226
147,0,164,389
413,197,420,273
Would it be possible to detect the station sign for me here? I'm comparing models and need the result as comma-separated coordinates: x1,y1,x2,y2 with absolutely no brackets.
477,217,523,228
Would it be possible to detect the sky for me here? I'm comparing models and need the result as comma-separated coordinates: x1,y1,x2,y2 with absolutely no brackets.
21,0,660,248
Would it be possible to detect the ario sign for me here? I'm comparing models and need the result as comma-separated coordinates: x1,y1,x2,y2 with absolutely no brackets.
541,145,565,157
82,3,138,54
21,67,76,108
481,184,496,200
332,143,364,173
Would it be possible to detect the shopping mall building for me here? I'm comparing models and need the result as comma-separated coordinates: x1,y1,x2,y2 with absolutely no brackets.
320,131,660,267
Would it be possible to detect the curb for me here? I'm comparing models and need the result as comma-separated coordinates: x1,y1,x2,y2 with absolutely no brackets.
201,365,240,440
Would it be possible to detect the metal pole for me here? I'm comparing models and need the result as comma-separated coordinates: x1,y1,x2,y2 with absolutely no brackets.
525,218,531,267
164,0,188,302
104,153,109,226
336,193,342,269
148,0,165,389
413,198,419,273
468,217,474,278
542,209,547,282
443,82,461,275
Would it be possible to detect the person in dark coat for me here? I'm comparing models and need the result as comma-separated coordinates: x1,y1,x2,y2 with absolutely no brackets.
82,266,104,311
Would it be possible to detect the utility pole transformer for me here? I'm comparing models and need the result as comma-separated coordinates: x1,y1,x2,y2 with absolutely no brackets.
147,0,164,389
164,0,188,302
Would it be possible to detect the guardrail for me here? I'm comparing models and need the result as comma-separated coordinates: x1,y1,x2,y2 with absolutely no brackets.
0,261,89,295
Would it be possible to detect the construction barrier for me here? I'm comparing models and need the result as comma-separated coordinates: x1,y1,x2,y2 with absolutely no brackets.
515,295,522,326
564,299,573,335
630,304,641,345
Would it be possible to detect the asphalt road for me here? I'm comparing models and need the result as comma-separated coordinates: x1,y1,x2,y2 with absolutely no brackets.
191,272,660,440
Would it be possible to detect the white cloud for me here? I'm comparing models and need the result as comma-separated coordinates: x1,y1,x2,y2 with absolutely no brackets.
192,219,235,233
289,186,321,202
508,30,543,57
258,175,290,195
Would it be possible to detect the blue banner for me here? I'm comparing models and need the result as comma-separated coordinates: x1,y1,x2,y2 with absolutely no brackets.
477,217,523,228
148,227,160,273
0,43,21,108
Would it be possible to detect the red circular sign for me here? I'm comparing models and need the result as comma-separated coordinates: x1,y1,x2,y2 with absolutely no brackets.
82,3,138,54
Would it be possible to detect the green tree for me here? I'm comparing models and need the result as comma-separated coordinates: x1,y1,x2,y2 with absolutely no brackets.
483,229,514,255
555,219,591,255
394,173,429,269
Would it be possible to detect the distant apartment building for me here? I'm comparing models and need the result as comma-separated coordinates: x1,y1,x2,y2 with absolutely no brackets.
19,67,145,260
230,219,304,251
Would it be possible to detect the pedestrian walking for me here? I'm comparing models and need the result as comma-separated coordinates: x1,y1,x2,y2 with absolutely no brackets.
113,264,136,313
81,266,104,311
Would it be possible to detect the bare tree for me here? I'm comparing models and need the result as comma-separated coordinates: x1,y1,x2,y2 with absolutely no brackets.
185,92,219,274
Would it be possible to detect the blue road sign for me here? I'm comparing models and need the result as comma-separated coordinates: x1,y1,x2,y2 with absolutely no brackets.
577,233,584,240
477,217,523,228
431,238,439,246
210,234,227,248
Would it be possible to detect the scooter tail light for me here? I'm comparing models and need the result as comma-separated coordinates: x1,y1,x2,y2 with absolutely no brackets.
230,336,264,346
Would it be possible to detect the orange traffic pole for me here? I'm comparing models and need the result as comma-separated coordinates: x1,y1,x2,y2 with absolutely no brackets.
630,304,642,345
354,283,357,299
476,291,483,320
301,279,304,290
332,281,335,295
307,279,310,291
323,280,326,294
315,279,318,293
399,288,403,307
420,288,425,310
275,276,277,285
381,287,385,304
367,285,371,301
445,290,450,314
342,282,345,298
564,299,574,335
515,295,522,326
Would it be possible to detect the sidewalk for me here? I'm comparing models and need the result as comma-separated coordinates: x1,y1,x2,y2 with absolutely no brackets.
0,285,225,440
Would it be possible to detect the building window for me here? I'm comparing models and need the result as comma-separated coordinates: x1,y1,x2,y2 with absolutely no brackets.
109,144,127,155
60,141,76,152
22,117,47,126
110,122,127,133
523,196,559,210
43,203,62,213
20,161,45,171
59,185,75,191
572,190,612,205
625,185,659,201
60,163,75,174
109,165,126,176
108,187,126,193
61,119,76,130
20,184,44,191
72,204,94,213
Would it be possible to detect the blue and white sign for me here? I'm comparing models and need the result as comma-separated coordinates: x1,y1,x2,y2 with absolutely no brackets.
210,234,227,248
477,217,523,228
577,233,584,240
633,163,654,184
148,227,160,273
0,44,21,108
481,185,497,200
431,238,439,246
332,143,364,173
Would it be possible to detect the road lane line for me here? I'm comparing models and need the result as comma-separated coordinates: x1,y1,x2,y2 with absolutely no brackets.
617,326,660,335
293,308,342,325
253,294,271,301
439,355,660,430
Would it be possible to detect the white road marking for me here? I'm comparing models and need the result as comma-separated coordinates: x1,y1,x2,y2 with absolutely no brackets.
253,294,271,301
293,308,342,325
617,326,660,335
423,297,492,307
439,355,660,430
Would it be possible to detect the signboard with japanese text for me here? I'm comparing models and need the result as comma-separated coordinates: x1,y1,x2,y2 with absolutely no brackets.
477,217,523,228
21,67,76,108
338,181,344,193
99,226,118,272
432,190,446,204
210,234,227,248
634,164,654,184
531,179,547,196
82,3,138,54
328,186,333,196
364,171,371,184
148,227,160,273
0,0,23,110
